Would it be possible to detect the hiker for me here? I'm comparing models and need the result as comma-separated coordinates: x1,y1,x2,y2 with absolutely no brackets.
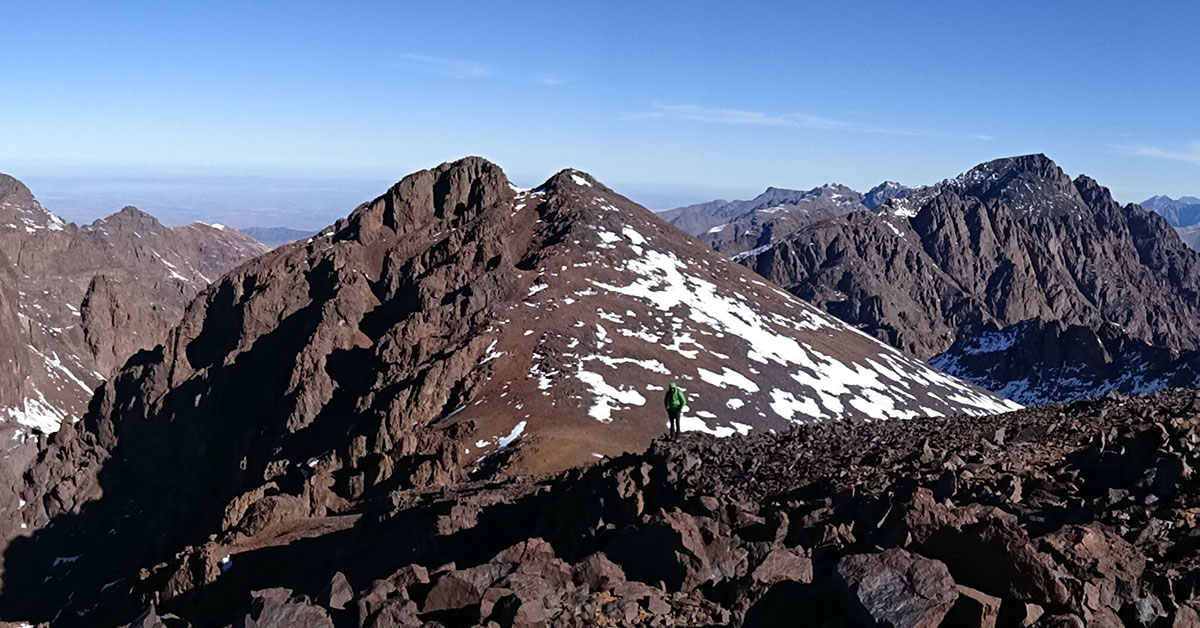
664,382,687,439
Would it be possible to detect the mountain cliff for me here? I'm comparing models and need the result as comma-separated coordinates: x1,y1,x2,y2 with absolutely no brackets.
0,157,1016,625
931,320,1200,405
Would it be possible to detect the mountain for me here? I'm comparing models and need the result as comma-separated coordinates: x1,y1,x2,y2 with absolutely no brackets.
697,184,866,257
1142,194,1200,227
243,225,315,247
658,185,861,237
741,155,1200,354
0,173,269,436
1142,195,1200,251
862,180,913,209
661,182,914,260
0,157,1017,625
736,154,1200,402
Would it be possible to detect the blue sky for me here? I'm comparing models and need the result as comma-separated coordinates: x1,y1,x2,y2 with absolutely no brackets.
3,1,1198,217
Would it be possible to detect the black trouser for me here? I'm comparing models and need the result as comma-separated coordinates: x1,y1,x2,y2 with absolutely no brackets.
667,408,681,438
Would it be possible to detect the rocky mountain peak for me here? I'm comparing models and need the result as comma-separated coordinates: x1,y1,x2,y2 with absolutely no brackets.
813,183,857,198
0,172,68,234
863,180,911,209
742,153,1200,370
941,153,1087,217
0,173,36,204
333,156,515,247
85,205,165,232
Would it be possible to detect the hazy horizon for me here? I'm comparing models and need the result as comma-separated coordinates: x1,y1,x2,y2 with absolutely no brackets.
8,150,1191,230
4,2,1198,227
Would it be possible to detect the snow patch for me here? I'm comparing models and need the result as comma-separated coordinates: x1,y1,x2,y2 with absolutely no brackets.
697,367,760,393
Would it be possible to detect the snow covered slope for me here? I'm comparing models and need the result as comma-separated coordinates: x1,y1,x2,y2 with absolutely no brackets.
477,170,1019,471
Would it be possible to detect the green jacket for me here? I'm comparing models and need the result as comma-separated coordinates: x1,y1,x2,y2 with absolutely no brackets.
664,384,687,411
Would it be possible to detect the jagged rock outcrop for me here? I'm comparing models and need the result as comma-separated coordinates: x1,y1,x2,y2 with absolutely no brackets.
0,158,1016,626
0,175,268,433
741,155,1200,364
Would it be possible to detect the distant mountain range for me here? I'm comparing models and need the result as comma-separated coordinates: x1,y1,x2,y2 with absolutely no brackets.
1142,194,1200,250
667,155,1200,405
660,181,912,245
241,225,314,246
1142,194,1200,227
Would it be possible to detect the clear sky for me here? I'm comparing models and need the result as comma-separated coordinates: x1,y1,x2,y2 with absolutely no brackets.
3,1,1198,216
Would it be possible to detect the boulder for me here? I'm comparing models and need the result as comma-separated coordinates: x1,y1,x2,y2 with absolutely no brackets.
319,571,353,610
573,553,626,591
942,585,1001,628
834,548,958,628
423,572,484,614
750,547,813,586
1039,525,1144,613
234,588,333,628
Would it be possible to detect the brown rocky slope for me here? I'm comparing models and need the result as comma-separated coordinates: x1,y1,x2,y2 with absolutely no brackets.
15,386,1200,627
0,158,1017,625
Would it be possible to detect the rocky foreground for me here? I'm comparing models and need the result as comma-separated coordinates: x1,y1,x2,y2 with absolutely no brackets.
28,387,1200,627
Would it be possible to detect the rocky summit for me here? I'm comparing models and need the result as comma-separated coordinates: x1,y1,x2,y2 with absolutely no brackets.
0,157,1017,626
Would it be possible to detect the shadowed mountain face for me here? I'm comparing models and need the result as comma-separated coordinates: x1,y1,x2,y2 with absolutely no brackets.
0,157,1015,625
0,174,268,519
931,320,1200,406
